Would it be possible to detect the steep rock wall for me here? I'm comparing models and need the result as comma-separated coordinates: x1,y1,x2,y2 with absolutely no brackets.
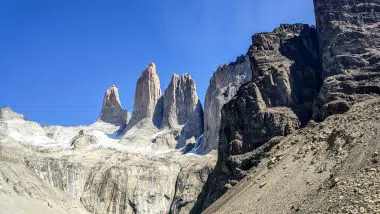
199,55,252,154
312,0,380,120
129,63,163,127
161,74,204,148
192,24,322,212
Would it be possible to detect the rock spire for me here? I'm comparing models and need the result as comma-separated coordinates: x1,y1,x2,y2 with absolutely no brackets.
99,85,128,125
130,62,163,126
162,73,204,144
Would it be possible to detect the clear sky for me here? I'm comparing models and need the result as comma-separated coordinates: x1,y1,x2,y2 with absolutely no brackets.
0,0,315,126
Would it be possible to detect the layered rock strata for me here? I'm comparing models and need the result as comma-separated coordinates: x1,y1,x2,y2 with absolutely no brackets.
99,85,129,125
199,55,252,154
312,0,380,120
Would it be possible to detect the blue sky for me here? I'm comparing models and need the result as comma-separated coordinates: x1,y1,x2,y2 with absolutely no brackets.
0,0,315,126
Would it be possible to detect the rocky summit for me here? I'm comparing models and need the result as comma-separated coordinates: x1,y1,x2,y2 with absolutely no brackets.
99,85,130,125
162,73,204,148
129,62,163,127
1,0,380,214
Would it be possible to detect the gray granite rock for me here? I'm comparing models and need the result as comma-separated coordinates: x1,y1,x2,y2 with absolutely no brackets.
70,130,98,150
129,63,162,128
99,85,129,125
162,73,204,148
199,55,252,154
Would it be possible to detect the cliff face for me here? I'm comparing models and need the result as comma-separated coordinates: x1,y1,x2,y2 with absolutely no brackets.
19,146,215,214
129,63,163,127
192,24,322,212
162,74,204,147
199,55,252,154
312,0,380,120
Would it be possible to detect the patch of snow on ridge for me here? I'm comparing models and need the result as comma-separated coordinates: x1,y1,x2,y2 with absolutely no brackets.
151,129,171,140
8,130,26,141
1,115,188,155
187,134,203,156
90,130,119,144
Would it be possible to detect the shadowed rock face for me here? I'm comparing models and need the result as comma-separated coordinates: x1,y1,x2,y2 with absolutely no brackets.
312,0,380,120
220,24,322,157
99,85,129,125
162,74,204,147
129,63,163,127
199,55,252,154
192,24,322,213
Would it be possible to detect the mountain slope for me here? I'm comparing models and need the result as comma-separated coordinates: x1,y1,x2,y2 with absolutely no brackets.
203,98,380,214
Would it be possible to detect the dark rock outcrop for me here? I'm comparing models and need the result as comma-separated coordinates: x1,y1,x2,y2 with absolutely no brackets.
312,0,380,120
192,24,322,212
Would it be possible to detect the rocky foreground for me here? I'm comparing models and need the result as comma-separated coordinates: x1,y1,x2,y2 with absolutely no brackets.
202,98,380,213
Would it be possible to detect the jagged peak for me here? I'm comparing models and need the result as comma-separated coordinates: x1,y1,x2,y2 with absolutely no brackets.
251,23,313,41
170,73,192,81
171,73,180,79
103,85,122,107
99,84,127,125
0,107,26,120
144,62,157,75
162,71,203,147
129,62,163,126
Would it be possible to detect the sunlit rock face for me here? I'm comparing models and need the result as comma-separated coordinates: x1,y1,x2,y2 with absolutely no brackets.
162,73,204,148
312,0,380,120
129,63,163,127
19,147,216,214
99,85,129,125
199,55,252,154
